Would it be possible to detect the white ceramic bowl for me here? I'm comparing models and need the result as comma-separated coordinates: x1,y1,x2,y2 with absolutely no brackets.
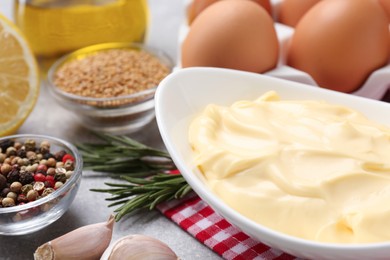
155,67,390,260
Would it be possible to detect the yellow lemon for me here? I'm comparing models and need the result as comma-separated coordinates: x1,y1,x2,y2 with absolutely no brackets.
0,12,39,137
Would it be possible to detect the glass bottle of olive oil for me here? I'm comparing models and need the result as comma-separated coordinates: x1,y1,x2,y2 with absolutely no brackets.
14,0,149,65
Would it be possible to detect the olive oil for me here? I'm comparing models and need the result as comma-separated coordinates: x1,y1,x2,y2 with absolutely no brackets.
14,0,149,60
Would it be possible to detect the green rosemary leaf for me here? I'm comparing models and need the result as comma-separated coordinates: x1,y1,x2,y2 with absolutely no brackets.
96,132,147,149
157,173,183,182
120,175,155,185
114,194,150,213
93,132,171,158
148,187,176,199
102,158,141,164
83,133,193,221
105,193,135,201
149,193,174,210
155,177,187,186
92,184,161,195
90,188,128,193
114,194,152,221
97,183,137,188
117,171,162,178
130,186,163,192
77,133,175,176
153,173,178,178
174,183,192,199
91,174,192,221
84,163,146,170
181,184,193,197
108,198,135,208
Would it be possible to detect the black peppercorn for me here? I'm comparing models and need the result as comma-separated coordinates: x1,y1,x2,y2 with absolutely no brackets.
0,139,14,152
24,139,36,151
16,148,27,158
27,154,38,164
55,171,67,183
0,174,6,190
54,150,67,161
43,153,55,160
1,187,10,197
6,147,17,156
7,168,20,183
19,171,34,185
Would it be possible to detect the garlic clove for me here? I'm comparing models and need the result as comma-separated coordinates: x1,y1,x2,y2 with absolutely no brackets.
101,234,179,260
34,214,115,260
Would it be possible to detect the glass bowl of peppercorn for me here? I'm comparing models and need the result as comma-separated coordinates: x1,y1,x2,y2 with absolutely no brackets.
0,134,83,235
46,42,173,135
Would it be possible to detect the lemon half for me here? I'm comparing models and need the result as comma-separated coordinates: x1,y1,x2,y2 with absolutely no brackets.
0,12,39,137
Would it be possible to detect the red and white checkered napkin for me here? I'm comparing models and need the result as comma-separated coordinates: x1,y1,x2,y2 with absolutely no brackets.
157,192,301,260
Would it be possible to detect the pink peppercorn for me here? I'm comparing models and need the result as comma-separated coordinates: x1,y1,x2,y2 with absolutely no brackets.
62,154,75,163
37,164,48,173
34,173,46,182
45,175,55,188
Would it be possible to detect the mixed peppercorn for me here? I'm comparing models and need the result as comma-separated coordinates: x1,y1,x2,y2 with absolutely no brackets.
0,138,75,208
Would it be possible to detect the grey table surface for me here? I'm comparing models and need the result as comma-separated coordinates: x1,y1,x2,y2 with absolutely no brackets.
0,0,221,259
1,1,389,259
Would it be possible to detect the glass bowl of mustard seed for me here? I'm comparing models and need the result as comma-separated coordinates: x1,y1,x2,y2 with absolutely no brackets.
0,134,82,235
46,42,173,135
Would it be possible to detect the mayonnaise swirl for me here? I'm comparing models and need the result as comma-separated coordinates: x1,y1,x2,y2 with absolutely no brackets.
189,91,390,243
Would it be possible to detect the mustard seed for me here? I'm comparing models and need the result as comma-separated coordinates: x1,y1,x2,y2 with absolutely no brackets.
53,48,170,107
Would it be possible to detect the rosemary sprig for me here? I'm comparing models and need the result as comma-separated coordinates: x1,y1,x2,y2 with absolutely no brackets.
79,133,192,221
91,173,192,221
77,133,176,176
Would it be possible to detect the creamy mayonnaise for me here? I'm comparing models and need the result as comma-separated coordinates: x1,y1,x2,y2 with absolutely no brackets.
189,91,390,243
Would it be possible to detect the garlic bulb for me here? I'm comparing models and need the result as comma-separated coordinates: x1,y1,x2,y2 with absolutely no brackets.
34,215,115,260
101,234,179,260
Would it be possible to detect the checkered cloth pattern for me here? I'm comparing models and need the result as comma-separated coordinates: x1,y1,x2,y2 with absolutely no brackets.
157,192,301,260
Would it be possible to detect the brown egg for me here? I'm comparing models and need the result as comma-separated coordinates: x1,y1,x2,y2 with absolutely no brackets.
388,27,390,60
254,0,273,15
378,0,390,22
187,0,272,25
187,0,218,24
278,0,322,27
287,0,390,93
182,0,279,73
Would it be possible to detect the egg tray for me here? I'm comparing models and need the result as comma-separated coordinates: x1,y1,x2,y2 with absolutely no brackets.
178,0,390,101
